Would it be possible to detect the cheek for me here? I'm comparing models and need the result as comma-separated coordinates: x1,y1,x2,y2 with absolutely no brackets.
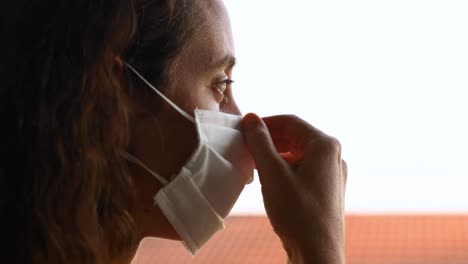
173,83,220,113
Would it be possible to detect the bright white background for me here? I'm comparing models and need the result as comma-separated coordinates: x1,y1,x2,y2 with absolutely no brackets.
226,0,468,214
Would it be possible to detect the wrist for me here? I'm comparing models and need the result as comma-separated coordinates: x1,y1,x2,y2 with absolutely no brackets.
286,241,345,264
282,223,345,264
290,243,344,264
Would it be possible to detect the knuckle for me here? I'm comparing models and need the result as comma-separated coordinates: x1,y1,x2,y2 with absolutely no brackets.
314,136,342,155
285,114,300,120
285,114,308,127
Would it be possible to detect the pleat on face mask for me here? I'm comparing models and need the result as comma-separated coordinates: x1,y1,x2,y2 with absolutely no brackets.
123,63,254,255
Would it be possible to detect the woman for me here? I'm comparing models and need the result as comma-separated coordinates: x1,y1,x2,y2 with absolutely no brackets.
0,0,347,263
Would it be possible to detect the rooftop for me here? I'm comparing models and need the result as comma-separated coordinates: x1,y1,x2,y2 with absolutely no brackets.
132,215,468,264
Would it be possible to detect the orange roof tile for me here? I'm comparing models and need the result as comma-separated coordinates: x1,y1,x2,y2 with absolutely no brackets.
132,215,468,264
346,215,468,264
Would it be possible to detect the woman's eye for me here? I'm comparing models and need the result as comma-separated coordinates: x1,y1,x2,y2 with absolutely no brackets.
214,79,234,103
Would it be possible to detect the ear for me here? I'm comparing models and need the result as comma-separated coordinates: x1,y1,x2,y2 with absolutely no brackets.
114,56,125,80
115,57,148,116
114,55,139,114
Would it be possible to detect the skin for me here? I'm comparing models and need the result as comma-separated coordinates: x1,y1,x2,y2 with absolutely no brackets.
120,0,347,263
122,0,240,261
242,113,347,264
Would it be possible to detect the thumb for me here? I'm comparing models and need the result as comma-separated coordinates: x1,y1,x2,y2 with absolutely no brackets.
242,113,288,186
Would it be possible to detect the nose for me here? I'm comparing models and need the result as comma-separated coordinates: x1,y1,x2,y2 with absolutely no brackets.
222,98,242,116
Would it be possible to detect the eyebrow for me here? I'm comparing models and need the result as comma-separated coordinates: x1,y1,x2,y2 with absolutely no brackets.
210,55,237,70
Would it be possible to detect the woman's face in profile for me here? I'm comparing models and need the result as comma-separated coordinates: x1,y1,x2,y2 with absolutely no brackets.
169,1,240,115
130,0,241,241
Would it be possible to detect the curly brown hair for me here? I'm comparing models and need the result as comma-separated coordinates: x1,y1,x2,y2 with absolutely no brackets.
0,0,199,263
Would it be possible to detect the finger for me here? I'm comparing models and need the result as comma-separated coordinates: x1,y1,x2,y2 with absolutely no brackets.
253,134,305,165
272,138,305,164
279,152,302,166
262,115,327,154
242,113,289,187
270,137,300,153
341,159,348,186
341,159,348,203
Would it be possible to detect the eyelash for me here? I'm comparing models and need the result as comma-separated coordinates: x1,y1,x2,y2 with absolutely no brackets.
214,79,234,103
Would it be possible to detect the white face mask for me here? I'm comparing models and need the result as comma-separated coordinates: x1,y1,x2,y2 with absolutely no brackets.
123,63,254,255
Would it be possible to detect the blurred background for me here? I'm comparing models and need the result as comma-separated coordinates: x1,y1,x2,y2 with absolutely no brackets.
134,0,468,263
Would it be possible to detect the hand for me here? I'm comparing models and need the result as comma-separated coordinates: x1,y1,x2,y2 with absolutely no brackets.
242,113,347,264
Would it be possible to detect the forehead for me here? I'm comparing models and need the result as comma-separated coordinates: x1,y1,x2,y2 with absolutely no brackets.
176,0,234,74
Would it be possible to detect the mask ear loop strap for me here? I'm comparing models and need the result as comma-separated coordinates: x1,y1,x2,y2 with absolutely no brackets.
122,152,170,186
124,62,196,124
